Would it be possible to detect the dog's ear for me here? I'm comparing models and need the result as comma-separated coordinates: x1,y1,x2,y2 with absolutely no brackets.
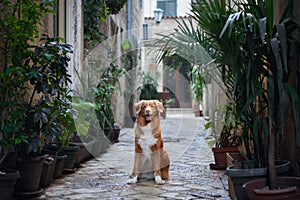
135,101,143,114
155,100,164,112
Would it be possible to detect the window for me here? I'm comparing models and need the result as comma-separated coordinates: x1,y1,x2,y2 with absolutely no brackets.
157,0,177,17
143,23,150,40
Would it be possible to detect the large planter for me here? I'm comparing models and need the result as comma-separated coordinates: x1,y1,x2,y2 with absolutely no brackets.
211,146,240,170
104,128,120,143
243,176,300,200
226,160,291,200
61,145,80,171
0,169,20,200
70,141,94,165
53,154,67,179
39,156,55,187
14,155,46,198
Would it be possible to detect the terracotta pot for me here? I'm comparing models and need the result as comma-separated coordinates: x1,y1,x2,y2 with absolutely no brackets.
227,160,291,200
243,176,300,200
212,146,240,169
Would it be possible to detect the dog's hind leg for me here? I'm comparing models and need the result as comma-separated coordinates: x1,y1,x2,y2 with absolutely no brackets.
160,150,170,180
160,165,169,180
152,150,166,184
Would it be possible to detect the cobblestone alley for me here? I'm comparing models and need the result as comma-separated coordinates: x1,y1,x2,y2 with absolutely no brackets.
35,109,230,200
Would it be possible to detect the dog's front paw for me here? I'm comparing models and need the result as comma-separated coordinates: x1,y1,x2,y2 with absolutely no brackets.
155,175,165,185
127,176,138,184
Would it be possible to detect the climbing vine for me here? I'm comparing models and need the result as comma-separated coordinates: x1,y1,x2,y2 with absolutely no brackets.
83,0,128,50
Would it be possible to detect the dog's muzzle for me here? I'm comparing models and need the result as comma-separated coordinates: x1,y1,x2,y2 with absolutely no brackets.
145,113,152,121
145,109,153,121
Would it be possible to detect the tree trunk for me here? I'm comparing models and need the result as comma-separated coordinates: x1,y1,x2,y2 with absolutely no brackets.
268,119,277,189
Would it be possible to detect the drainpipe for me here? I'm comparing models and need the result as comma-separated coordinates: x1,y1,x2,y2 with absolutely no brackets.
127,0,132,40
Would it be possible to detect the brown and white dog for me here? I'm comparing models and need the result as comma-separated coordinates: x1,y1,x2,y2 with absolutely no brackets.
127,100,170,185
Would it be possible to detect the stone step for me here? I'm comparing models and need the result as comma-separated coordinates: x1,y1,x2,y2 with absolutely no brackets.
166,108,193,115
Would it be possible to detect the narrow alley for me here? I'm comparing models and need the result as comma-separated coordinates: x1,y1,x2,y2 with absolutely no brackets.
35,109,230,200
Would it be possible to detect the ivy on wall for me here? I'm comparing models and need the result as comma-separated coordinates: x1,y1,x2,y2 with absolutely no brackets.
83,0,128,50
106,0,128,14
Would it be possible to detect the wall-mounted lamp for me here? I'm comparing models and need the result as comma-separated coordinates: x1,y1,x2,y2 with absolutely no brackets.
153,8,164,23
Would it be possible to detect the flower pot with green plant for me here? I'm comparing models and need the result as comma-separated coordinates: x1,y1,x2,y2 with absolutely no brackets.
95,62,126,144
205,102,243,170
138,72,159,101
190,65,205,117
137,72,169,116
15,34,73,195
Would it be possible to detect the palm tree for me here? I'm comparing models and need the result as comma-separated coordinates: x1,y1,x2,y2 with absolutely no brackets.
154,0,300,189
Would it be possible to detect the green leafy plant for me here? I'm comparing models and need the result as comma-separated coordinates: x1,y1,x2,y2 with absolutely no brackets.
83,0,128,50
71,99,97,138
0,0,55,165
190,65,205,105
95,62,126,129
205,102,243,148
23,35,74,154
72,67,99,140
154,0,300,190
192,0,300,189
139,72,159,100
105,0,128,14
83,0,108,50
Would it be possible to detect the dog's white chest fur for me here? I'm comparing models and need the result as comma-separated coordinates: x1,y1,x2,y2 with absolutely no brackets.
138,124,157,156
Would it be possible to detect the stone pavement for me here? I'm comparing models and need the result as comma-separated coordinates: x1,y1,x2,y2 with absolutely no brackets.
35,109,231,200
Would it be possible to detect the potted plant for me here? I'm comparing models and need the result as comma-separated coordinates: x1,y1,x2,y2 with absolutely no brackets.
39,155,55,188
0,65,24,199
14,34,74,196
190,0,300,199
70,99,98,164
138,72,159,100
205,102,243,170
0,1,56,198
138,72,171,118
42,81,79,173
190,65,205,117
154,0,300,199
72,67,110,159
95,62,126,143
